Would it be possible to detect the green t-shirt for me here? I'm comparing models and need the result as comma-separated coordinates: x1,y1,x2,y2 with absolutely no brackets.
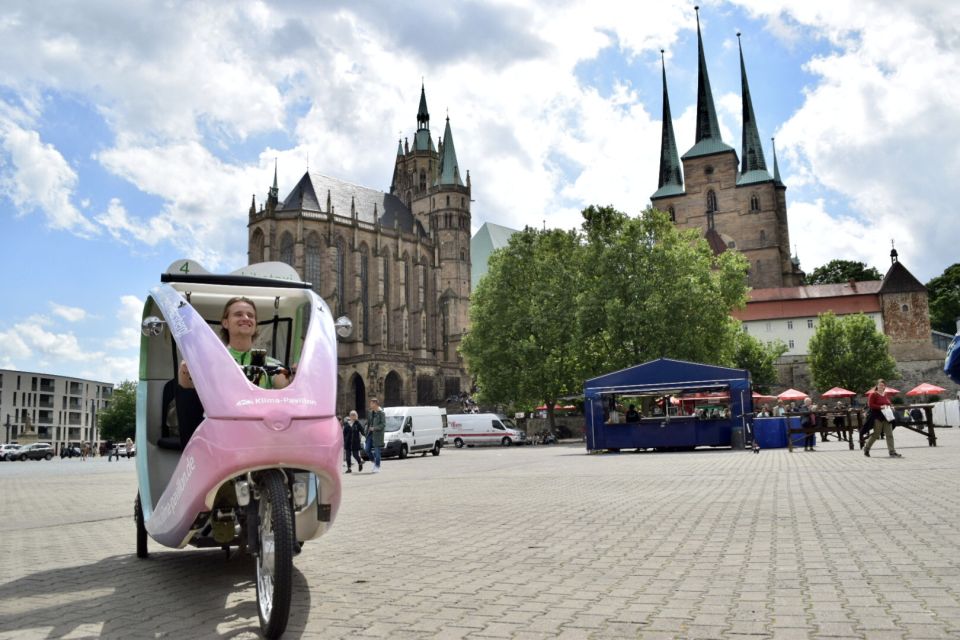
228,346,281,389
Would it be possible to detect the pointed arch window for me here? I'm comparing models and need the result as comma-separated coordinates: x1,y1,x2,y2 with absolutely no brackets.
251,228,265,263
360,246,370,343
279,232,294,267
707,210,715,230
334,238,346,317
750,194,760,212
668,206,676,223
383,250,391,347
419,169,426,193
404,258,411,308
305,233,322,295
706,190,717,213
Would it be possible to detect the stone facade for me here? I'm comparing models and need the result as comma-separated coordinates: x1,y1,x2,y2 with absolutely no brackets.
651,149,800,289
246,86,471,417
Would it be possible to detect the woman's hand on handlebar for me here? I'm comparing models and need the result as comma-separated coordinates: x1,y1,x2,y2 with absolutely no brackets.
178,360,195,389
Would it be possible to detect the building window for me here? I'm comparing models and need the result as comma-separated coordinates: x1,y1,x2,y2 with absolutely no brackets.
460,248,466,261
334,238,345,316
788,339,795,349
446,195,450,207
383,251,391,346
707,211,715,230
360,247,369,343
706,190,717,213
305,233,322,295
704,165,714,176
404,259,411,307
668,206,676,222
807,318,814,329
787,320,793,330
419,170,426,192
901,304,909,312
461,197,465,208
279,232,294,267
755,259,761,273
750,194,760,211
759,229,766,243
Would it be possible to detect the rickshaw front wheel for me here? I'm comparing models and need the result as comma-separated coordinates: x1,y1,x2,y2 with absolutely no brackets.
255,470,293,639
135,493,148,559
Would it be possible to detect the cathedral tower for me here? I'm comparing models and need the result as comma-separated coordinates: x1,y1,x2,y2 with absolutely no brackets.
650,9,804,289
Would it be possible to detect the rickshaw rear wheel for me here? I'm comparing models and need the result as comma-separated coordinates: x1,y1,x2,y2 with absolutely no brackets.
135,493,148,559
255,470,293,639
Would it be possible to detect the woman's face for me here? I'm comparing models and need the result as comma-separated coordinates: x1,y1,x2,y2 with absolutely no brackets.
222,301,257,340
877,381,886,392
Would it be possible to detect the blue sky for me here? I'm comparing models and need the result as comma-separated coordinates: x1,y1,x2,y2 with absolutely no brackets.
1,0,958,383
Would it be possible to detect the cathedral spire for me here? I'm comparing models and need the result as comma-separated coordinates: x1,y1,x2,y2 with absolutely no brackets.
417,81,429,131
684,6,734,159
437,116,463,186
652,50,684,199
269,158,279,200
737,33,770,181
771,137,784,187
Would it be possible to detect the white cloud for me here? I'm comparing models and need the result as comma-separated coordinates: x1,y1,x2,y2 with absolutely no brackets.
50,303,87,322
104,295,144,352
0,118,98,236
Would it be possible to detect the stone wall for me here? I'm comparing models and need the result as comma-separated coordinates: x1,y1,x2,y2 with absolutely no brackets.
774,355,959,399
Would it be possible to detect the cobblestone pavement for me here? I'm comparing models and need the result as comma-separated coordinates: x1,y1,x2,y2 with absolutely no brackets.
2,427,960,639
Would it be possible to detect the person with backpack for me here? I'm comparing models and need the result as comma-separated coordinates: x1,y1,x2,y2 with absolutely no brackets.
864,379,902,458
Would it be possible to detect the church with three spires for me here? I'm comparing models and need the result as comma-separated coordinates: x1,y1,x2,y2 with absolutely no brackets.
246,85,472,416
651,9,804,290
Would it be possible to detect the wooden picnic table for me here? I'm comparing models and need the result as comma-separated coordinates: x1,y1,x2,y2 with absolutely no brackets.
785,410,862,452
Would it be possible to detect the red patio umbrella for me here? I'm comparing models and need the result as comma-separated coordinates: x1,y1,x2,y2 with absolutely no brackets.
752,392,776,402
865,386,899,396
906,383,946,397
821,387,856,399
777,388,809,401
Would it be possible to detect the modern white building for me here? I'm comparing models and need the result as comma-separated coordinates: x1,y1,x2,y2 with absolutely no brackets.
0,369,113,451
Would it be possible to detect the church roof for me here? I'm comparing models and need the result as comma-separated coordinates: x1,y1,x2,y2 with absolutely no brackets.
737,34,770,180
437,117,464,186
278,172,428,237
879,260,926,294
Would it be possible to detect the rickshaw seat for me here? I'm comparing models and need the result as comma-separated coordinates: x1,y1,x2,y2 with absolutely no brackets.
157,436,184,451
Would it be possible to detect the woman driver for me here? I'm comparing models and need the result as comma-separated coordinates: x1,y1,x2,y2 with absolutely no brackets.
176,297,292,445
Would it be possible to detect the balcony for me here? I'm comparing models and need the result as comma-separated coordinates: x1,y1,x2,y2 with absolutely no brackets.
39,379,55,393
39,395,55,409
69,382,82,395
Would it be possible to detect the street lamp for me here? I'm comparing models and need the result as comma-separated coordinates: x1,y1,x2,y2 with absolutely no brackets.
4,414,10,444
90,399,98,451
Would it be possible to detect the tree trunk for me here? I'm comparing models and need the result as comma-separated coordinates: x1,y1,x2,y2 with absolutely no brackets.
546,402,555,430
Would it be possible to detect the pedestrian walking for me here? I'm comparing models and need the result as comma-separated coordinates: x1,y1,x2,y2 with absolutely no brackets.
124,437,134,459
864,379,902,458
798,397,817,451
365,397,385,473
342,411,364,473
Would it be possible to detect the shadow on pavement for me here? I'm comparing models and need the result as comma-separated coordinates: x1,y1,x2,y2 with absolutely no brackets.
0,548,311,638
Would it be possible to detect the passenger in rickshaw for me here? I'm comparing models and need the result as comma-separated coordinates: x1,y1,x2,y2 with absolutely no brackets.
174,296,293,446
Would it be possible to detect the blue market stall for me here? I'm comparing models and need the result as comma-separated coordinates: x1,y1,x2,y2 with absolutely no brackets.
584,358,753,451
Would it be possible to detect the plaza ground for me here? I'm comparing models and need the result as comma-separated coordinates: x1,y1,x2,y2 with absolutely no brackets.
2,428,960,639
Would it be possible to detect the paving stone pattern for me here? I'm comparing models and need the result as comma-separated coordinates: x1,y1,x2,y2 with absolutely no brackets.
2,428,960,639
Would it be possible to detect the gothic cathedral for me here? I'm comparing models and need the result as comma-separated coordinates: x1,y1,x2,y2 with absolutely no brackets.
247,85,471,416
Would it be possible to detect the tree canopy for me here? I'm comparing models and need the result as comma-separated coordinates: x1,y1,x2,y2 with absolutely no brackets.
461,206,754,421
732,329,787,394
808,312,897,394
807,259,882,285
460,227,585,417
97,380,136,442
927,263,960,335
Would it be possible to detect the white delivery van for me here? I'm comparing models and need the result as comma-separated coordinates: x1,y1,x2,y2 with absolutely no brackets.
381,406,447,459
446,413,527,447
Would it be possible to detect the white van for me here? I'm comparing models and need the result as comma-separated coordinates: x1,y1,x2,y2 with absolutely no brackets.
446,413,527,447
381,406,447,459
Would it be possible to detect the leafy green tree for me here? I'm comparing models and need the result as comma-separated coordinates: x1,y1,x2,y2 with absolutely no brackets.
808,312,897,394
732,329,787,393
807,259,882,285
577,206,749,375
97,380,136,442
460,227,584,427
927,263,960,334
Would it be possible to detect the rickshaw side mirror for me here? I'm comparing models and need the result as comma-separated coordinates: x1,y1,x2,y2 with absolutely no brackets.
141,316,166,337
334,315,353,338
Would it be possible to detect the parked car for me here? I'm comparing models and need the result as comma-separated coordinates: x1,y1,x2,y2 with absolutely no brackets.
16,443,55,461
0,444,20,461
112,443,136,458
60,445,82,458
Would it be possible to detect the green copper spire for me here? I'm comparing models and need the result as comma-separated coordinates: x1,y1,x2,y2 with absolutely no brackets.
437,116,463,186
684,7,734,159
396,139,404,156
736,33,771,186
771,137,784,186
417,81,429,131
652,50,684,199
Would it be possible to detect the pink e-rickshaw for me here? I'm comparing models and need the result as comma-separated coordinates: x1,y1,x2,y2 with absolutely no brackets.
134,260,350,638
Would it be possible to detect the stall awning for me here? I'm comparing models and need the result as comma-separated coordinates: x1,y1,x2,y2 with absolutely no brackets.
584,358,751,398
